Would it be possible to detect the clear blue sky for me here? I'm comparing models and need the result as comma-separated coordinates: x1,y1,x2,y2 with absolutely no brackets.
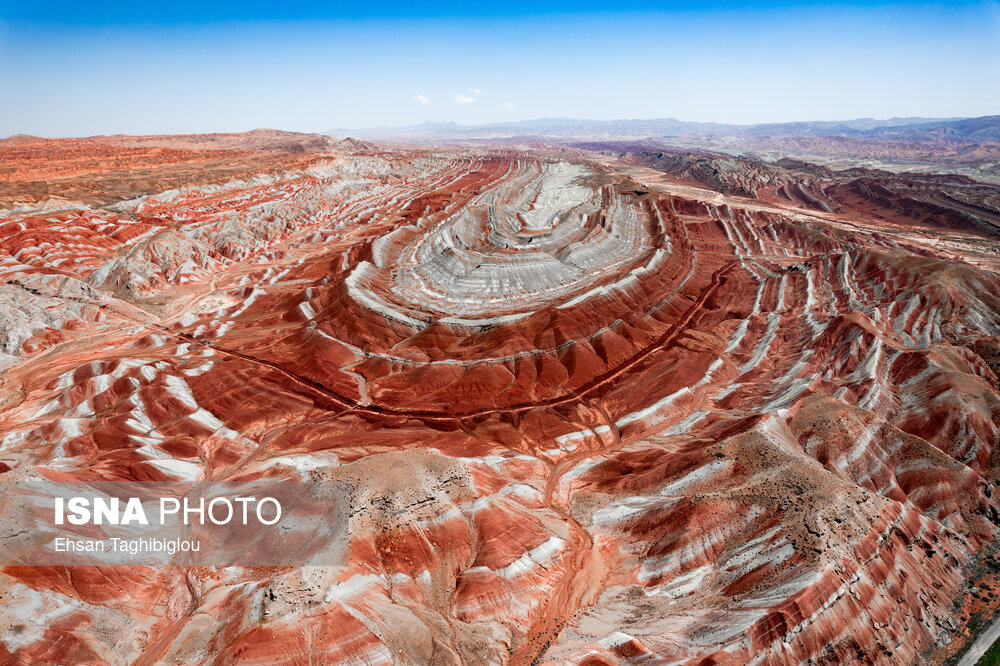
1,1,998,136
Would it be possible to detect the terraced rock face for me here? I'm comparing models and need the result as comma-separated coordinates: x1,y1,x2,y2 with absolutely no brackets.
1,137,1000,665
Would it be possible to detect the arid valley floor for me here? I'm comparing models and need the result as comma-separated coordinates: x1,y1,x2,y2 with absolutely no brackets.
1,128,1000,664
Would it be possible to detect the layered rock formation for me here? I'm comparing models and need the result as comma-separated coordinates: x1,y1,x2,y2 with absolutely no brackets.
1,136,999,664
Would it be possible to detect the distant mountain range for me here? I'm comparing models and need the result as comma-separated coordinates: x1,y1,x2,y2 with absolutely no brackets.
326,115,1000,143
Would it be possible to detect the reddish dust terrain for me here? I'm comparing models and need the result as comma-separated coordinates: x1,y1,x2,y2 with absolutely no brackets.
1,132,1000,664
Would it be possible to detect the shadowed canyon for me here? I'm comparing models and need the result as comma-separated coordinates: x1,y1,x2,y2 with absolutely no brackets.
1,129,1000,664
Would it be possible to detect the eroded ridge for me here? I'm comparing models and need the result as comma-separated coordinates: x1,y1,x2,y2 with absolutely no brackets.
1,139,999,665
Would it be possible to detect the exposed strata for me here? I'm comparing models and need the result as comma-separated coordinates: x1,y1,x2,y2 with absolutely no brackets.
0,135,999,664
0,130,364,209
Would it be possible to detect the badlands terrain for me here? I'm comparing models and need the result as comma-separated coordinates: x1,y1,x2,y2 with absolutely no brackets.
1,129,1000,664
346,116,1000,184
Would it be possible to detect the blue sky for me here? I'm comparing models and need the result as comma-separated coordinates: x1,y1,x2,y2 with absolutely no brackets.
1,1,998,136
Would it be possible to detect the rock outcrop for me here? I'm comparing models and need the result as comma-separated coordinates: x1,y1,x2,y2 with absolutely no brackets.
1,137,999,664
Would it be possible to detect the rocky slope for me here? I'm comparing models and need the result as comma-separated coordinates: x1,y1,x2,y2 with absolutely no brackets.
340,116,1000,183
1,137,999,664
0,130,361,208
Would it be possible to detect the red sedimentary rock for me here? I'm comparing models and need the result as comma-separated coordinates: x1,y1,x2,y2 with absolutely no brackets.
0,134,999,664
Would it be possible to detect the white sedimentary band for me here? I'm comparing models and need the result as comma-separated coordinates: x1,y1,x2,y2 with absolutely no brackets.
346,160,666,327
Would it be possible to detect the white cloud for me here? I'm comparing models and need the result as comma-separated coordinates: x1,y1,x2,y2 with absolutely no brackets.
469,88,481,95
454,93,475,104
413,95,433,105
500,101,515,110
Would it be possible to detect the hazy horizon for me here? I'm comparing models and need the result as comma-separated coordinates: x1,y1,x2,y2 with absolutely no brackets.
322,113,980,134
2,0,998,136
4,112,992,141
